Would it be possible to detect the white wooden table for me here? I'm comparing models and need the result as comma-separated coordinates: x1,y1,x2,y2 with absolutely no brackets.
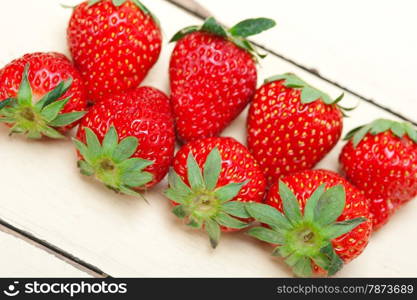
0,0,416,277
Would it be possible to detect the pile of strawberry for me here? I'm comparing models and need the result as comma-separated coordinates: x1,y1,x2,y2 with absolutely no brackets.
1,0,416,277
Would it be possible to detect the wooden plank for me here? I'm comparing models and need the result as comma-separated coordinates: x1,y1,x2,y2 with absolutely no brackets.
195,0,417,123
0,227,91,277
0,0,415,277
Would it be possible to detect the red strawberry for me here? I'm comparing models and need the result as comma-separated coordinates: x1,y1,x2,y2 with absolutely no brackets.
67,0,161,102
165,137,267,248
169,17,275,143
74,86,175,195
247,73,348,184
0,52,87,138
246,169,371,277
340,119,417,229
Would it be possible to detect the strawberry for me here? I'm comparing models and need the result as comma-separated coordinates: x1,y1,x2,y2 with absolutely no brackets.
340,119,417,229
67,0,161,102
74,86,175,195
164,137,267,248
246,169,371,277
169,17,275,143
247,73,349,184
0,52,87,138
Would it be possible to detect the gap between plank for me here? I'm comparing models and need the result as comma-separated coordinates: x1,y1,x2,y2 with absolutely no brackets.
165,0,417,126
0,218,108,278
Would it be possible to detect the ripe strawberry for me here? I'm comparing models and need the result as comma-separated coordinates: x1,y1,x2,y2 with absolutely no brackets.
247,73,349,184
74,86,175,195
165,137,267,248
67,0,161,102
246,169,371,277
340,119,417,229
169,17,275,143
0,52,87,138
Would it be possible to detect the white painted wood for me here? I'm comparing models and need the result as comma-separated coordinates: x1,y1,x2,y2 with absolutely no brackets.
0,229,90,277
0,0,415,277
196,0,417,123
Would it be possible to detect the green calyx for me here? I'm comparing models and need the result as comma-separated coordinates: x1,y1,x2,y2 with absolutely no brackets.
246,182,366,277
0,64,86,139
88,0,159,26
170,17,276,61
73,126,154,198
265,73,355,116
344,118,417,148
164,147,251,248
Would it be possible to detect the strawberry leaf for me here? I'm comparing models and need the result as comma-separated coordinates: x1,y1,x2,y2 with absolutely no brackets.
41,126,65,139
119,157,153,172
203,147,221,190
88,0,101,6
131,0,160,26
319,244,344,276
0,65,79,138
245,202,292,231
112,0,126,6
247,227,284,244
17,64,32,106
265,73,351,111
48,111,86,127
313,185,345,226
73,139,90,161
172,205,187,219
40,97,71,122
121,170,153,188
352,124,372,147
186,152,205,190
303,184,326,222
205,218,221,248
78,160,95,176
84,127,102,160
164,146,253,248
221,201,250,218
391,121,406,138
215,212,248,229
214,180,249,203
165,189,187,204
201,17,227,37
369,119,393,134
322,217,366,239
0,98,15,110
170,17,274,61
35,77,73,109
292,256,312,278
101,126,118,155
170,26,199,42
113,137,138,162
345,118,417,147
229,18,276,37
405,123,417,143
246,182,364,277
300,86,323,104
74,126,153,197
